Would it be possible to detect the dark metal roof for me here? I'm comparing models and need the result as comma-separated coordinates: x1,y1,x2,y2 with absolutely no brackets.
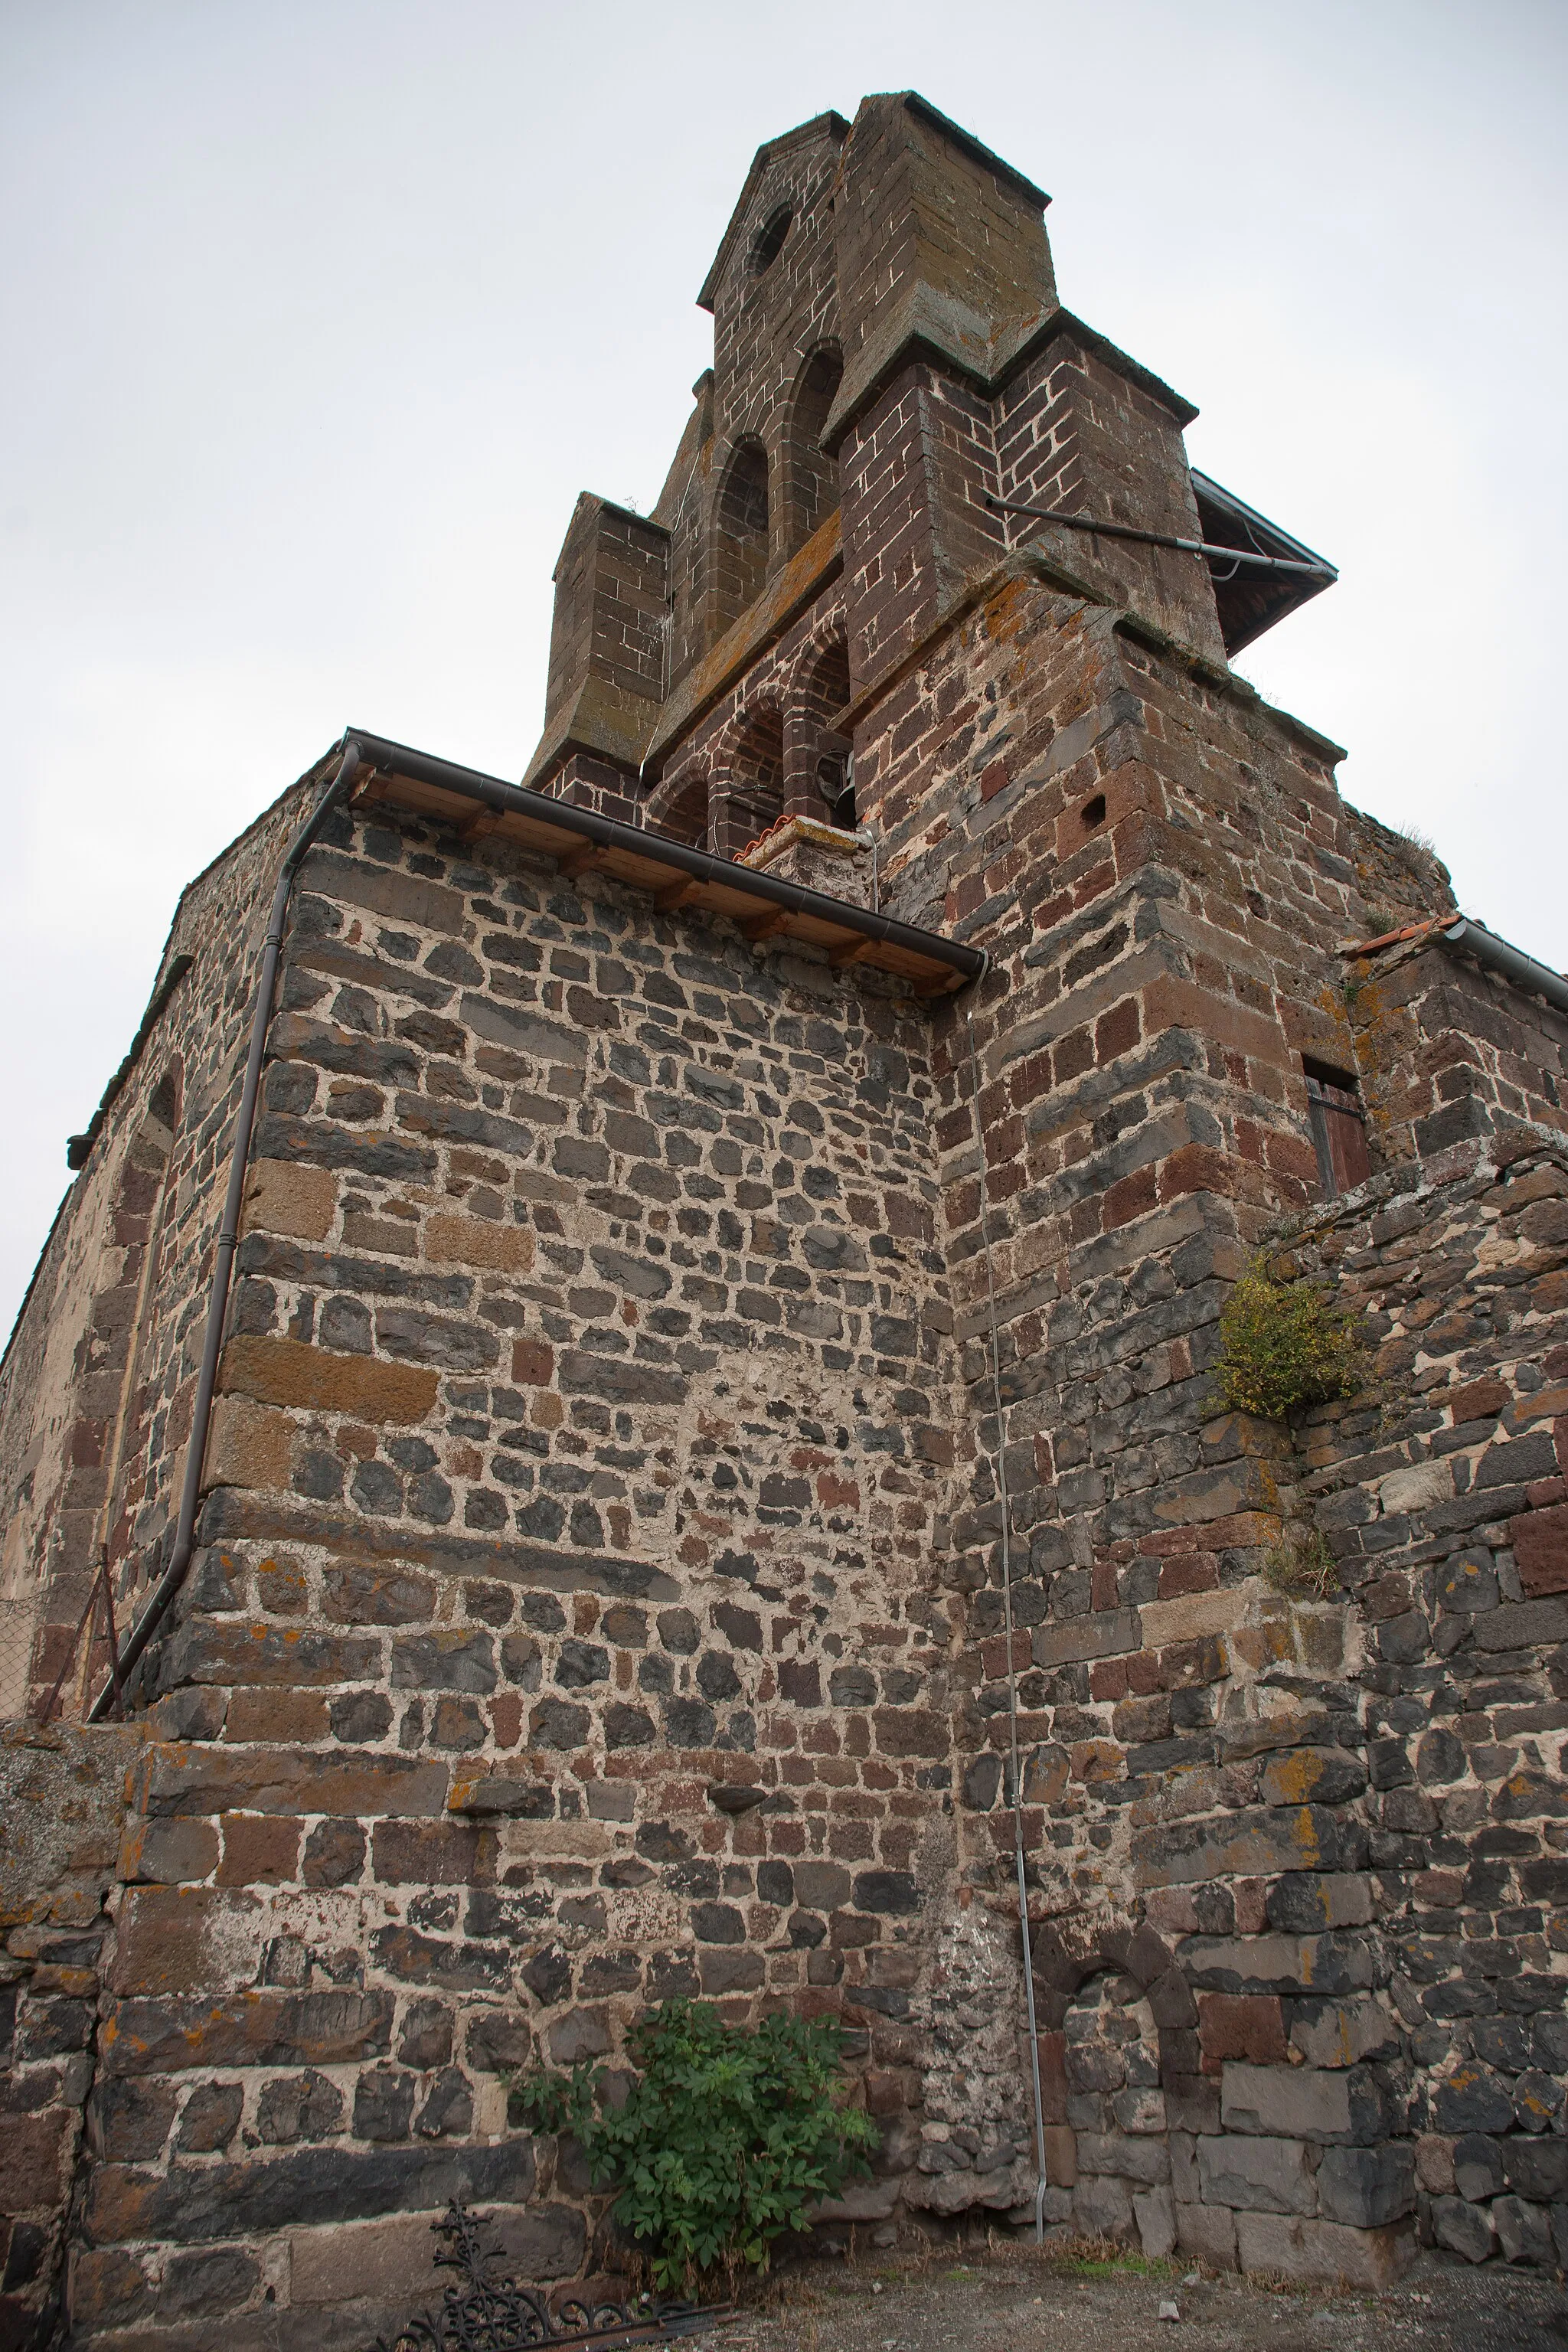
1190,469,1336,656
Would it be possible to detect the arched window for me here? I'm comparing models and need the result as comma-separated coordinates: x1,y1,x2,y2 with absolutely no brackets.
796,635,853,828
641,763,710,851
714,440,770,632
783,348,843,555
721,705,786,860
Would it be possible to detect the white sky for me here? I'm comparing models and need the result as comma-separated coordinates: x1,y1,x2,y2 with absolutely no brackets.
2,1,1564,1337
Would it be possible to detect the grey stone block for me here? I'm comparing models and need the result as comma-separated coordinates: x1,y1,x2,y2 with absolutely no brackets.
1494,2194,1555,2268
1236,2213,1416,2287
1315,2143,1416,2229
1501,2136,1568,2203
1076,2132,1169,2184
1452,2134,1505,2201
1431,2194,1494,2263
1134,2184,1177,2260
1073,2174,1135,2239
1220,2063,1351,2143
1197,2132,1317,2216
1175,2200,1236,2270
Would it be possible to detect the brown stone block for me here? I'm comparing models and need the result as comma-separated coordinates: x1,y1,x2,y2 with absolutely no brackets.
69,2246,156,2329
109,1886,261,1996
322,1563,436,1625
243,1158,337,1243
224,1688,329,1744
203,1394,294,1492
217,1815,301,1886
0,2107,71,2211
511,1337,554,1386
136,1743,448,1820
1043,2123,1077,2187
1198,1992,1287,2073
219,1334,437,1425
871,1707,949,1758
1447,1377,1509,1425
1141,1513,1279,1555
1037,2029,1068,2122
1511,1502,1568,1596
427,1214,534,1272
256,1556,309,1615
371,1820,488,1885
1158,1551,1220,1599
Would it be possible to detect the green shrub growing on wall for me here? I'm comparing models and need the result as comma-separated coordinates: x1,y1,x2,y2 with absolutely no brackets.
1215,1256,1367,1422
511,1999,878,2291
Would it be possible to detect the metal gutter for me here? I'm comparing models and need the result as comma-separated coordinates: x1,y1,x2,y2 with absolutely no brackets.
1439,919,1568,1020
88,741,363,1718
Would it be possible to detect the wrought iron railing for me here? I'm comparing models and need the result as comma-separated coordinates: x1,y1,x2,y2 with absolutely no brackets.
367,2201,733,2352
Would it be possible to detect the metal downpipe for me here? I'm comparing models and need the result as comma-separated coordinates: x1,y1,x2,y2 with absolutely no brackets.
88,740,364,1720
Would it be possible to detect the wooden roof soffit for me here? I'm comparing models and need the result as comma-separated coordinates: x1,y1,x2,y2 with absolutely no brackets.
342,730,984,1001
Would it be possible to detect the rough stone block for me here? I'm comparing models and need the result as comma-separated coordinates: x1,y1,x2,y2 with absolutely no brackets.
204,1393,295,1491
1285,1997,1396,2069
68,2246,155,2330
109,1886,262,1998
1511,1502,1568,1597
1196,2132,1316,2215
1073,2174,1135,2239
118,1816,219,1886
83,2138,533,2246
1197,1993,1285,2072
1431,2194,1494,2262
1501,2137,1568,2203
1452,2135,1505,2201
1133,2184,1176,2259
243,1158,337,1244
1220,2063,1351,2143
1234,2212,1415,2286
1493,2194,1555,2267
1174,2200,1236,2269
1315,2143,1416,2228
1076,2132,1168,2184
219,1334,437,1424
0,2109,71,2212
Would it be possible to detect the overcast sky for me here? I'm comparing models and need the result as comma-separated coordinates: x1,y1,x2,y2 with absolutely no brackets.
2,0,1564,1337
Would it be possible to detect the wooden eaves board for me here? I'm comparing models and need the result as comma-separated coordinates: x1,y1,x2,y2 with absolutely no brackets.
353,766,973,997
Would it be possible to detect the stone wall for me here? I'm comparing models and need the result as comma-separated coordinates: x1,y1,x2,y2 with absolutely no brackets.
1288,1129,1568,2269
50,794,970,2345
1,1722,142,2347
0,786,312,1722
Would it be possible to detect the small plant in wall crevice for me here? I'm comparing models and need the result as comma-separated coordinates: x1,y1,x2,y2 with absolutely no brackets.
1214,1255,1368,1423
511,1998,878,2292
1263,1523,1341,1601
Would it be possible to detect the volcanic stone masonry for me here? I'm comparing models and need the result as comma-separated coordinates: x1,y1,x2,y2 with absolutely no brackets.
2,87,1566,2350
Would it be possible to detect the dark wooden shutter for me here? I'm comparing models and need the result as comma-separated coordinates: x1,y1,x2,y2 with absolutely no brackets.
1306,1074,1371,1197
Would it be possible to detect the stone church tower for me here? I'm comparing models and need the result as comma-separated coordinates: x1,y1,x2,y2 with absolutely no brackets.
2,93,1566,2347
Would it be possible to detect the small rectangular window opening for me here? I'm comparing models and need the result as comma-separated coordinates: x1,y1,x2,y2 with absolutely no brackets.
1302,1056,1371,1198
